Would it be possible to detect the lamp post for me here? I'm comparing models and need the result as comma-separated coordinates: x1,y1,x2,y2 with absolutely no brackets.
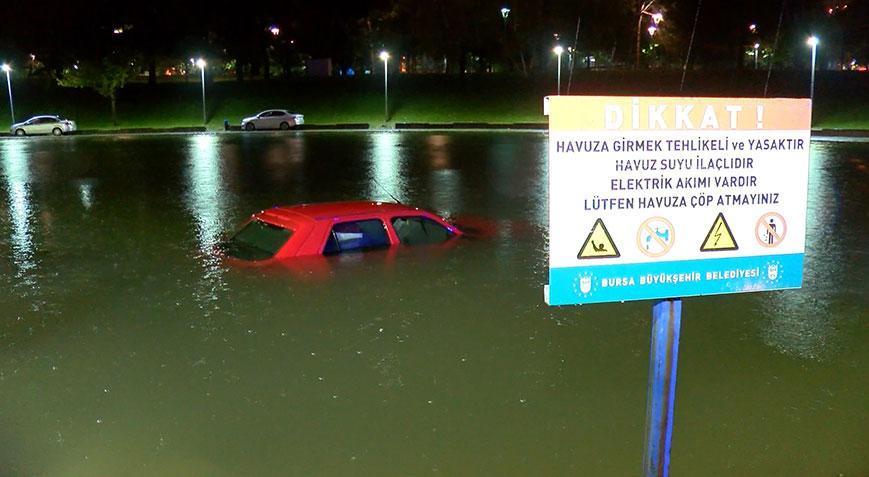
195,58,206,125
1,64,13,125
806,36,818,101
553,45,564,95
753,43,760,69
500,7,510,23
379,51,389,123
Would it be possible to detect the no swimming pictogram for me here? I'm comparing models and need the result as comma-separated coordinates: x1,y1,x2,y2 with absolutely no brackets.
577,218,620,259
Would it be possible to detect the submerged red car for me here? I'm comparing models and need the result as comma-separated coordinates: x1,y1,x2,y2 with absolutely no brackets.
221,201,463,261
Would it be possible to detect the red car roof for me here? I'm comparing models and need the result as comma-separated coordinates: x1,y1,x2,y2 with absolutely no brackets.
260,201,426,224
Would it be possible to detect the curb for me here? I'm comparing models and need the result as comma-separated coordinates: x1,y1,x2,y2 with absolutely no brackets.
811,129,869,138
395,122,548,130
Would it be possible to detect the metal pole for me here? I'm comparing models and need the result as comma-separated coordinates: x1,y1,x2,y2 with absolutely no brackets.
383,58,389,122
642,298,682,477
5,70,14,124
754,49,758,70
556,53,562,95
200,67,207,125
809,44,817,102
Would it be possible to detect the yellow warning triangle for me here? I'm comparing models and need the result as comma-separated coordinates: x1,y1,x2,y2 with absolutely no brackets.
700,212,738,251
578,218,620,259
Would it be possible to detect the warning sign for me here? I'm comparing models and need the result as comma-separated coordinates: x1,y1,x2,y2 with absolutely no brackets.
545,96,811,305
578,218,620,259
700,212,738,251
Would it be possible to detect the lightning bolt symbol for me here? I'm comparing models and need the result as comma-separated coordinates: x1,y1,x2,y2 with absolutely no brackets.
713,223,722,246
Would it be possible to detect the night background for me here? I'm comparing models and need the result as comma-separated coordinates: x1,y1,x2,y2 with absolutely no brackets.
1,1,865,80
0,2,867,477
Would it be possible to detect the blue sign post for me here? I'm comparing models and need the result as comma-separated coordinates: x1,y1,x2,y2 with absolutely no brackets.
642,299,682,477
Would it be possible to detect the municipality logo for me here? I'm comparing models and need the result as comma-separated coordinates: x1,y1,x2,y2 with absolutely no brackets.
572,272,595,297
765,260,781,282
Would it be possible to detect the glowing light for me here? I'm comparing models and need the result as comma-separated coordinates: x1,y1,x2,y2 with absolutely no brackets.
806,36,819,47
369,132,405,202
1,64,10,72
269,25,280,36
754,43,760,50
379,51,389,61
749,23,757,32
185,134,230,307
195,58,206,69
2,140,38,287
648,25,658,36
553,45,564,56
500,7,510,19
651,12,663,23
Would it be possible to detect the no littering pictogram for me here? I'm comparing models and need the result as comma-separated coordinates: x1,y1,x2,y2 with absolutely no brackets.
756,212,786,248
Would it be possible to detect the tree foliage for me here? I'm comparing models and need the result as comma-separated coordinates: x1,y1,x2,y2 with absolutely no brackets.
58,56,137,125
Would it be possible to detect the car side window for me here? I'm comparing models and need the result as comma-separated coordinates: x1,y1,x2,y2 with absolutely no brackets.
323,219,390,255
391,216,452,246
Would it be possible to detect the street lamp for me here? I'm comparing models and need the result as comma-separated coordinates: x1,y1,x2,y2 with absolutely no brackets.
806,36,819,101
194,58,206,125
553,45,564,95
500,7,510,21
753,43,760,69
1,64,13,124
379,51,389,123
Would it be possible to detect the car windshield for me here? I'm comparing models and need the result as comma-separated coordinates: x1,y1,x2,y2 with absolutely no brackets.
222,220,293,261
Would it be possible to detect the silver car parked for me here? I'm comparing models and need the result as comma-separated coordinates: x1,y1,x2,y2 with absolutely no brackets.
11,115,77,136
241,110,304,131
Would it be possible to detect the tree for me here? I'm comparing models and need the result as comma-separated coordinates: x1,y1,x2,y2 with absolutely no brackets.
57,56,137,126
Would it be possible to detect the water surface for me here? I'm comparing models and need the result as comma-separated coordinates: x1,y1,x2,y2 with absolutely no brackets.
0,132,866,476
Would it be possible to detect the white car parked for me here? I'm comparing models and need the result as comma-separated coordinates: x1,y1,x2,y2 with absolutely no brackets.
241,110,304,131
11,115,77,136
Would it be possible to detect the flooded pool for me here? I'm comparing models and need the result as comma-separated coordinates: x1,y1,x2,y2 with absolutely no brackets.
0,132,866,476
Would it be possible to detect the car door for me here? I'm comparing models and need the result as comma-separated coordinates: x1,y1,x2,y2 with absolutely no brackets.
24,118,41,134
33,117,52,134
275,112,290,128
263,111,279,129
322,219,391,255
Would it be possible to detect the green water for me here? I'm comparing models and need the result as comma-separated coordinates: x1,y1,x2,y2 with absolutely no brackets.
0,133,866,476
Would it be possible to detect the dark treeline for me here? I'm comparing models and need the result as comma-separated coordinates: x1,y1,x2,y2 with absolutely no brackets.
0,0,864,80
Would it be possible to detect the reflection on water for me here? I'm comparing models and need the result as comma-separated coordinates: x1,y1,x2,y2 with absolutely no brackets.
426,135,463,217
1,140,37,292
76,179,96,210
758,144,852,360
368,131,405,202
185,134,232,310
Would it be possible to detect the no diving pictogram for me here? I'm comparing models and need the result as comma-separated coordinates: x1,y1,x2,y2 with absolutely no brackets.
756,212,786,248
637,217,675,257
